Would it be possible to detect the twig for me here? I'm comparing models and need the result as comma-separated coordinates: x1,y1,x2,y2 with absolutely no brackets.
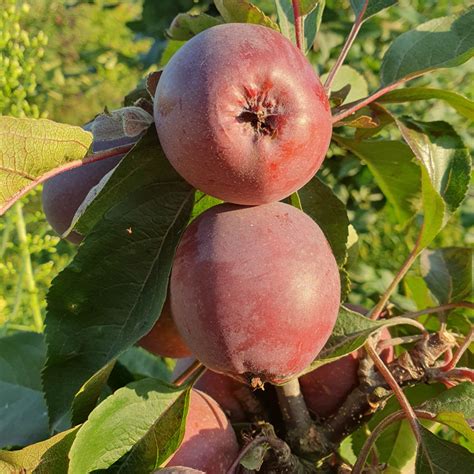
365,341,422,443
324,0,368,92
14,202,43,332
442,327,474,372
352,409,435,474
173,359,205,387
291,0,304,52
400,301,474,320
370,223,424,320
378,334,424,350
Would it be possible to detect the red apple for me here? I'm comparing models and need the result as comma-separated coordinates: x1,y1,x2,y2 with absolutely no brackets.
154,23,332,205
165,389,239,473
170,202,340,386
173,358,254,422
42,123,137,244
138,298,192,359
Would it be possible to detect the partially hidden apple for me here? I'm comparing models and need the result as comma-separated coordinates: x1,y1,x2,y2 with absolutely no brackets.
300,305,394,419
170,202,340,387
164,389,239,473
138,298,192,359
42,122,137,244
154,23,332,205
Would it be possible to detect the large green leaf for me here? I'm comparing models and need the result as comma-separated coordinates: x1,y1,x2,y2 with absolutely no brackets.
416,426,474,473
298,176,349,267
396,118,471,248
69,379,188,474
0,427,78,474
333,137,420,225
0,117,92,215
350,0,397,20
0,332,49,448
378,88,474,121
43,154,194,428
380,7,474,86
214,0,278,29
275,0,325,52
420,248,473,305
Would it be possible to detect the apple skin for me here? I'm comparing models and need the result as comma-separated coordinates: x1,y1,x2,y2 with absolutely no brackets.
170,202,340,386
154,23,332,205
300,305,393,419
42,125,136,244
138,298,192,359
165,389,239,473
173,358,253,422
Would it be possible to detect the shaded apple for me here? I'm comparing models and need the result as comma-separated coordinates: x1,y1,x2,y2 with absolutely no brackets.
139,298,191,359
165,389,239,473
300,305,394,419
154,23,332,205
42,123,137,243
170,202,340,386
173,358,256,422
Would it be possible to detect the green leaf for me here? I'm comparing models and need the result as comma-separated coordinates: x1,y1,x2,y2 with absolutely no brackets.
435,412,474,444
275,0,325,52
416,425,474,473
190,192,223,221
378,88,474,121
396,118,471,248
167,13,224,41
69,379,188,474
299,176,349,267
420,248,473,305
350,0,397,20
0,427,78,474
420,382,474,419
118,347,174,382
403,275,435,310
0,332,49,448
214,0,278,29
43,160,194,428
321,65,369,104
334,137,420,226
381,7,474,86
0,117,92,215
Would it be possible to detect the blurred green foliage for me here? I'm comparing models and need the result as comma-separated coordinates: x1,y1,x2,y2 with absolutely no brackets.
1,0,471,330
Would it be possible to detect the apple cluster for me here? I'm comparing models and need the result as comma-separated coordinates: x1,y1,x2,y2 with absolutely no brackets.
43,24,344,472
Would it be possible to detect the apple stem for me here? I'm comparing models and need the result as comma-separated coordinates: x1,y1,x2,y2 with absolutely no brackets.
365,340,422,444
324,0,368,93
370,223,424,321
352,409,435,474
0,143,135,216
441,327,474,372
291,0,304,52
399,301,474,320
173,359,205,387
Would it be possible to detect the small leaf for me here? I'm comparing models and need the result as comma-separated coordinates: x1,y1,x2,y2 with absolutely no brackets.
396,118,471,248
416,425,474,473
275,0,325,52
214,0,278,29
68,379,188,474
378,88,474,121
0,117,92,215
321,65,369,104
0,332,48,448
334,137,420,225
43,156,194,428
435,412,474,444
381,7,474,86
167,13,223,41
420,248,473,305
298,176,349,267
190,192,223,221
350,0,397,20
0,427,78,474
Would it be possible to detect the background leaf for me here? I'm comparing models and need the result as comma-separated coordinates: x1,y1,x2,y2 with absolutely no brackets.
321,65,369,104
69,379,188,474
214,0,278,29
0,117,92,214
43,157,194,428
350,0,397,20
0,332,48,448
166,13,223,40
380,7,474,86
